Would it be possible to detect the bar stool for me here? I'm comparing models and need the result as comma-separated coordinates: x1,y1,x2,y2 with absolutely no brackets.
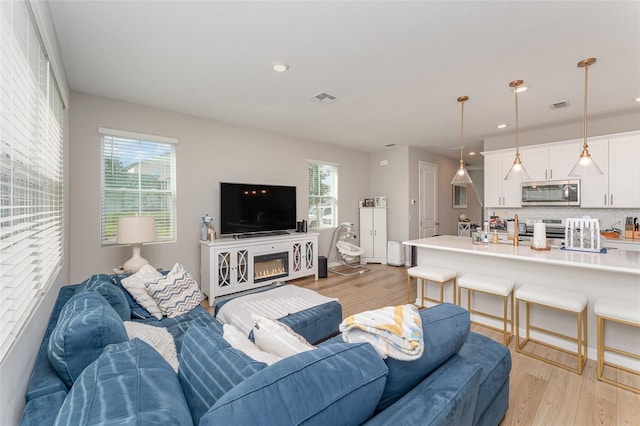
515,285,588,374
407,266,456,308
457,273,515,346
594,297,640,393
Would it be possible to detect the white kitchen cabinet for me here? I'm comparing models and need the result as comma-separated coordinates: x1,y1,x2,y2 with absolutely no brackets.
521,140,581,182
580,132,640,208
359,207,387,263
483,149,521,208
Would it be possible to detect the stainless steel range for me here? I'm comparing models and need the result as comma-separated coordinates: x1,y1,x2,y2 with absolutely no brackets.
520,218,566,240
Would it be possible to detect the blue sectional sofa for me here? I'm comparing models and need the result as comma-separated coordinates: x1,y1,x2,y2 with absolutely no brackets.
20,274,511,426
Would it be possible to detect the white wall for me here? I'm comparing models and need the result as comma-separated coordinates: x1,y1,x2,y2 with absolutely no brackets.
68,92,371,282
369,146,410,244
0,2,71,425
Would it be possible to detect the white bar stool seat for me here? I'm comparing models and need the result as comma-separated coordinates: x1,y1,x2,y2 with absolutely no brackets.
407,266,456,308
457,274,515,346
515,284,588,374
594,297,640,393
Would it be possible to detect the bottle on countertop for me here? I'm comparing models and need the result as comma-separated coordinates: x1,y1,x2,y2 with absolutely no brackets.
492,230,499,244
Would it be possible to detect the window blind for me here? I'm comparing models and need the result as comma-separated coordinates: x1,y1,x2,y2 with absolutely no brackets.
0,1,65,361
100,130,177,245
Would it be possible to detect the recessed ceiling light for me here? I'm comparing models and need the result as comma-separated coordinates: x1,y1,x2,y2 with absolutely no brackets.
469,151,476,156
497,123,507,129
272,62,289,73
634,97,640,102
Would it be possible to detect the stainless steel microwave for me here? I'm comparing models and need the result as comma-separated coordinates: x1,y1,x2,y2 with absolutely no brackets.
521,180,580,206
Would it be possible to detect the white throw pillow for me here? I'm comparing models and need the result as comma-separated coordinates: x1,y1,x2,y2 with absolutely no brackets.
121,264,164,320
223,324,282,365
251,315,315,358
145,263,204,318
123,321,178,372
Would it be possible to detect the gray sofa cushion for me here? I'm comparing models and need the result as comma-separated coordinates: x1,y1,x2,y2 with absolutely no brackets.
54,339,193,426
200,342,388,426
47,291,128,388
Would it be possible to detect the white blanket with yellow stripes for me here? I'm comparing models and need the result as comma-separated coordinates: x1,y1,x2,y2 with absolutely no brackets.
339,304,424,360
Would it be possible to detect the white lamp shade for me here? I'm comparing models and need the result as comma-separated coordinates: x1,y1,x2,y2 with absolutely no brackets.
116,216,157,244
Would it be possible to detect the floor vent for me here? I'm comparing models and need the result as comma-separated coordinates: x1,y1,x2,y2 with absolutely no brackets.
310,92,337,103
549,100,571,110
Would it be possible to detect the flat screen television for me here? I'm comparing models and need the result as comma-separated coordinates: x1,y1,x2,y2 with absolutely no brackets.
220,182,297,236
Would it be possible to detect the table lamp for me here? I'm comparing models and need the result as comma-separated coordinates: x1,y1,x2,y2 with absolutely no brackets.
117,216,157,274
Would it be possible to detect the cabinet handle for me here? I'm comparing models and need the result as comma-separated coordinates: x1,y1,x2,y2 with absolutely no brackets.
610,194,613,205
550,169,553,179
545,170,547,180
604,194,607,205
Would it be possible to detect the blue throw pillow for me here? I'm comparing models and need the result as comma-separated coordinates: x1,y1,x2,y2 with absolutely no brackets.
200,342,388,426
47,291,128,388
54,339,193,426
80,275,130,321
179,325,266,423
375,303,470,412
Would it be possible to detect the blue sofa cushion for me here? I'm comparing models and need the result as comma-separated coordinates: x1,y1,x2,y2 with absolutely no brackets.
179,325,267,423
376,303,470,412
53,339,193,426
200,342,388,426
458,331,512,426
47,291,128,388
138,305,224,352
80,275,130,321
363,354,482,426
111,274,155,319
19,390,67,426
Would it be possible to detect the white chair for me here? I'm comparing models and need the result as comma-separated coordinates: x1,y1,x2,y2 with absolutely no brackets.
515,285,588,374
457,274,515,346
594,297,640,393
407,266,456,308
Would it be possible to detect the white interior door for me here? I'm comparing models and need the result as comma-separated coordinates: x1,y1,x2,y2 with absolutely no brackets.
419,162,438,237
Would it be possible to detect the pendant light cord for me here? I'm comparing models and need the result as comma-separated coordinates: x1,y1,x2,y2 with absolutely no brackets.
583,62,589,150
459,99,465,163
514,84,520,155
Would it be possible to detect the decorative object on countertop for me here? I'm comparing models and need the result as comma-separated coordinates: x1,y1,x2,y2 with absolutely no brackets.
117,216,157,274
450,96,473,186
504,80,531,181
201,213,212,241
564,217,606,253
513,214,519,247
569,58,604,177
532,223,548,250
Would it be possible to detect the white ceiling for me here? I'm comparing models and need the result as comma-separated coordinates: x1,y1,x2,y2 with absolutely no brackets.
48,1,640,167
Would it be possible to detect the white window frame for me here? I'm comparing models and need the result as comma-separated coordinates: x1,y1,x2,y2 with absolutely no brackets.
0,0,65,362
308,160,338,229
99,128,178,245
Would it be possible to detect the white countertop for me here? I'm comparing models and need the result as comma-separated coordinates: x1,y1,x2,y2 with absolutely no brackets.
404,235,640,276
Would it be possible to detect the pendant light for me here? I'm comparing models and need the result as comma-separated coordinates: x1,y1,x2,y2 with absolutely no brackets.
451,96,473,185
569,58,603,176
504,80,531,181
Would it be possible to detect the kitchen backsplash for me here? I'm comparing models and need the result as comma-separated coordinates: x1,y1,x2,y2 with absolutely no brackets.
483,207,640,230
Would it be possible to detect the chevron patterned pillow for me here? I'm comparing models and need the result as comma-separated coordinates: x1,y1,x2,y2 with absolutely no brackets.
145,263,204,318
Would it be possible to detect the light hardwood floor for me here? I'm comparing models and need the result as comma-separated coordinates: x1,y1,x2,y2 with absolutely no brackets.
288,263,640,426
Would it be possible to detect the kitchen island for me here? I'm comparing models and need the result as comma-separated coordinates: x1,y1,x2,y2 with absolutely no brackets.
404,235,640,368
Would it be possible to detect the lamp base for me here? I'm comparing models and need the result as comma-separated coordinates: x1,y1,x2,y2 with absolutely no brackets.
123,243,150,275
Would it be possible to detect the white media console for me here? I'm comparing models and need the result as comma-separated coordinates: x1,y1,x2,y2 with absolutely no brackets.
200,232,319,306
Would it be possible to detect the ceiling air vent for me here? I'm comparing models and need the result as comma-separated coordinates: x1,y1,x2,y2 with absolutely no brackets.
310,92,337,103
549,100,571,110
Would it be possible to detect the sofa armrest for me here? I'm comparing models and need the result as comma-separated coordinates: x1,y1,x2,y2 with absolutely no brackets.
363,354,482,426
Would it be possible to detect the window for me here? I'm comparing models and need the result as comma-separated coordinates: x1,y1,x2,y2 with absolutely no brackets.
0,1,65,361
99,128,177,245
308,161,338,229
